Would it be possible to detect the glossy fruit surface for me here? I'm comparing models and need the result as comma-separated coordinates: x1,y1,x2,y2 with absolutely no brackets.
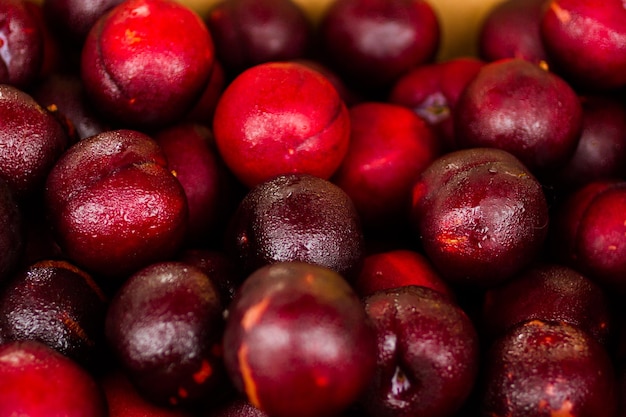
80,0,216,127
223,261,376,417
105,261,225,407
361,285,479,417
226,173,364,280
45,129,187,281
0,340,107,417
410,147,549,287
213,61,350,188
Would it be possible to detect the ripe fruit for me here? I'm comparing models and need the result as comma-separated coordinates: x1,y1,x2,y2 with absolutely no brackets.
410,147,549,287
80,0,216,128
213,61,350,188
223,262,377,417
226,173,364,280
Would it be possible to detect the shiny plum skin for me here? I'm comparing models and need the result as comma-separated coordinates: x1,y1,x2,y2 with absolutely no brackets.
410,148,549,287
317,0,440,93
0,260,107,369
547,95,626,194
480,320,617,417
478,0,550,66
42,0,124,46
0,84,69,198
154,123,238,246
388,57,484,150
331,102,441,231
222,262,377,417
481,263,612,345
105,262,226,407
551,180,626,292
205,0,313,76
0,340,107,417
44,129,188,281
213,61,350,188
0,0,45,88
80,0,216,128
354,249,452,298
205,396,269,417
360,285,479,417
226,173,364,280
540,0,626,91
454,58,582,175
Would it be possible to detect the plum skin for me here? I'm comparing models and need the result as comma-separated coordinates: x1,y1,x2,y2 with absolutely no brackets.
223,262,377,417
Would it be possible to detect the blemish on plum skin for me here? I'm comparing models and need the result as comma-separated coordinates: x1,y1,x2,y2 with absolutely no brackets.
241,297,270,331
550,2,571,24
238,343,261,408
192,359,213,384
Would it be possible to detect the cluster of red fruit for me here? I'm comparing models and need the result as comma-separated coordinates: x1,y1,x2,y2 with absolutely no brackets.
0,0,625,416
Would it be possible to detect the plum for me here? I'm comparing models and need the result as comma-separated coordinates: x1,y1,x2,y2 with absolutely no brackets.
105,261,226,407
205,0,313,76
222,262,376,417
480,319,617,417
331,102,441,232
0,340,107,417
540,0,626,91
0,84,69,198
0,260,108,369
44,129,188,281
212,61,350,188
360,285,479,417
388,56,484,150
478,0,550,66
482,263,612,345
0,0,45,88
317,0,440,94
410,147,549,287
80,0,216,128
226,173,364,280
454,58,582,175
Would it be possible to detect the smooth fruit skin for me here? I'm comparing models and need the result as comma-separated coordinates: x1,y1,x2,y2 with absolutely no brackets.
0,340,107,417
361,285,479,417
480,320,617,417
80,0,215,128
331,102,440,231
541,0,626,91
223,262,377,417
213,61,350,188
105,261,226,407
226,173,365,280
44,129,188,281
410,148,549,287
318,0,440,92
454,58,582,175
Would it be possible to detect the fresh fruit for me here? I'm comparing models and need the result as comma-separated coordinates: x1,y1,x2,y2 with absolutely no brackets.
226,173,364,280
44,129,188,281
105,261,226,407
222,261,377,417
80,0,216,128
410,147,549,287
212,61,350,188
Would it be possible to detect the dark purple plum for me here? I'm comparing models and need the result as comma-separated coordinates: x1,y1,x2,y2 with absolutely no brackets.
454,58,582,175
482,263,612,345
105,261,226,407
222,262,376,417
226,173,364,280
0,84,69,198
410,147,549,287
317,0,440,93
44,129,188,281
480,320,617,417
204,396,269,417
360,285,479,417
0,340,107,417
205,0,313,76
0,259,107,369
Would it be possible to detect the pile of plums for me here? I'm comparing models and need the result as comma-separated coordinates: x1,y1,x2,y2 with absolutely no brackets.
0,0,625,415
